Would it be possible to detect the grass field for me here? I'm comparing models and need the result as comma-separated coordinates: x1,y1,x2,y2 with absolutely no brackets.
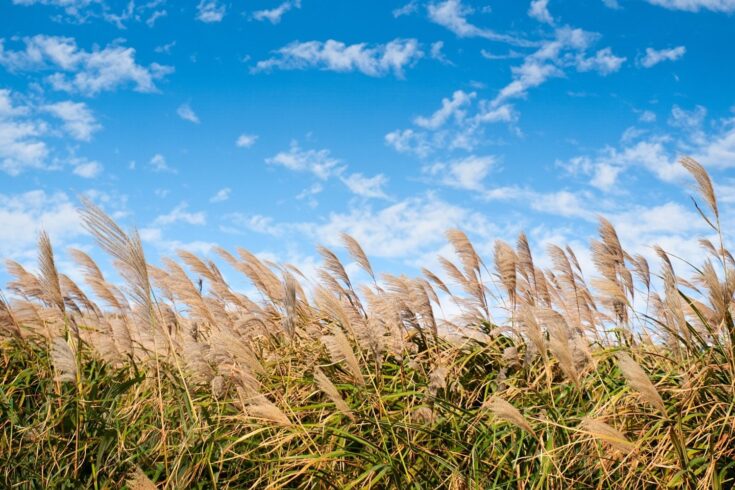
1,157,733,489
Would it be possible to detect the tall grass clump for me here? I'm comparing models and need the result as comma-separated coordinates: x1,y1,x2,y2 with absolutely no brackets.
1,157,734,489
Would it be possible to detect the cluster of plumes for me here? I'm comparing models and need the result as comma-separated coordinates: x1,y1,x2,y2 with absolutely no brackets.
1,158,734,468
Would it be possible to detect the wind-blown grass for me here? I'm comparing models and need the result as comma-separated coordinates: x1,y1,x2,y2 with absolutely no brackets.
1,157,734,489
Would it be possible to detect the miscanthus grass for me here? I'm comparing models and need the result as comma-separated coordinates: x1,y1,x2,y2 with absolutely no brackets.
1,157,734,489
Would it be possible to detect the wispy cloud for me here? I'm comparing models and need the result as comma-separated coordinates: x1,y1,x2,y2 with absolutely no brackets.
0,190,83,261
429,41,452,65
387,26,623,161
222,212,284,236
153,202,206,226
558,138,684,191
252,0,301,24
0,35,173,95
0,89,104,176
423,155,495,191
311,194,497,258
253,39,424,78
149,153,176,173
386,90,516,158
210,187,231,203
341,173,389,199
11,0,167,28
0,109,48,174
414,90,475,130
491,27,625,108
43,100,99,141
266,141,344,180
556,104,735,191
236,134,258,148
71,158,102,178
645,0,735,13
427,0,536,47
155,41,176,55
640,46,686,68
528,0,554,24
177,103,200,123
196,0,226,23
393,1,419,17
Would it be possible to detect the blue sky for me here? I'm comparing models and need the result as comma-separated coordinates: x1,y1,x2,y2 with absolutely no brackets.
2,0,735,290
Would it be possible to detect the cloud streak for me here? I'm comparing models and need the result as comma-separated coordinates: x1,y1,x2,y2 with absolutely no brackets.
253,39,424,78
640,46,686,67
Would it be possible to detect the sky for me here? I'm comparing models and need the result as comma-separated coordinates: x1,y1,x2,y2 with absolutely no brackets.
2,0,735,293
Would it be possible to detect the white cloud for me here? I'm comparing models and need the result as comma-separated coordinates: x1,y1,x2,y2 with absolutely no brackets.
693,125,735,169
480,49,524,61
266,142,389,200
196,0,226,23
222,212,283,236
385,128,433,158
0,190,83,261
476,184,597,221
529,190,594,219
341,173,389,199
0,91,48,175
252,0,301,23
155,41,176,55
429,41,452,65
393,1,419,17
140,226,217,255
562,138,686,190
296,182,323,206
559,105,735,193
601,201,710,271
425,155,495,191
640,46,686,68
43,100,100,140
253,38,424,78
210,187,231,203
177,103,200,123
491,27,624,108
620,126,648,144
0,89,27,118
645,0,735,12
72,158,102,178
266,141,344,179
313,194,496,258
639,110,657,123
414,90,475,130
576,47,626,74
245,215,282,235
0,35,173,95
386,91,517,158
528,0,554,24
473,102,517,124
153,202,206,226
236,133,258,148
145,10,167,27
495,62,562,105
1,89,104,176
427,0,535,47
12,0,95,13
149,153,176,173
612,201,704,236
589,162,623,190
12,0,168,28
668,104,707,145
